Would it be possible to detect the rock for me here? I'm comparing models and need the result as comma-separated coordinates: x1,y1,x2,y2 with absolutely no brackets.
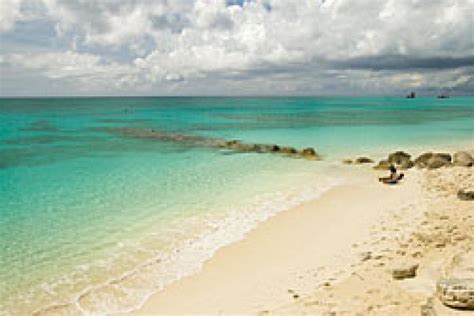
280,146,298,154
388,151,411,165
415,152,451,169
355,157,374,164
426,159,447,169
427,154,451,169
301,147,316,156
269,144,281,152
392,262,419,280
437,252,474,309
437,278,474,309
453,151,473,167
101,127,321,161
458,189,474,201
342,159,353,164
300,147,318,159
253,144,268,152
414,152,434,168
373,159,391,170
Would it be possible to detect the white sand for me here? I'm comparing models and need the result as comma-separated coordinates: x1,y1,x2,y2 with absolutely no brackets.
131,165,446,315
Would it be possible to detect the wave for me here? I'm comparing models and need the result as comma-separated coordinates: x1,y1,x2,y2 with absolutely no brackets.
7,177,343,316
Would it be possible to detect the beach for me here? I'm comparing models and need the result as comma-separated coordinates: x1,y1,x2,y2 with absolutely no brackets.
2,1,473,314
132,154,473,316
0,97,473,316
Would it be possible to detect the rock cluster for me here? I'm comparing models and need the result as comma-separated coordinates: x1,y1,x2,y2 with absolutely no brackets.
437,252,474,310
345,150,474,171
99,126,319,160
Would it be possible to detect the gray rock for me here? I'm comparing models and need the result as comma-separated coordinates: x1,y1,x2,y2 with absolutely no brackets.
355,157,374,164
415,152,451,169
392,262,419,280
458,189,474,201
388,151,411,165
436,252,474,310
427,159,448,169
414,152,434,168
437,278,474,309
453,151,473,167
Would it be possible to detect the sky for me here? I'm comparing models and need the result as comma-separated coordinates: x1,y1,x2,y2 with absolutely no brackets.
0,0,473,96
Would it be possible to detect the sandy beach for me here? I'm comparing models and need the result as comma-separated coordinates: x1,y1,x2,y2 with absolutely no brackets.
131,150,473,315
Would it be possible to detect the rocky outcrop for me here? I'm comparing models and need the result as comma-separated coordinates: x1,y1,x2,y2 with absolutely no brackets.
98,127,319,160
388,151,411,165
437,278,474,309
388,151,414,169
437,252,474,310
414,153,434,168
414,153,451,169
457,189,474,201
453,151,473,167
355,157,374,164
392,261,419,280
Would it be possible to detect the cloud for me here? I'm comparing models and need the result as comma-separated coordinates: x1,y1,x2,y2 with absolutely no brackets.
0,0,22,31
1,0,473,96
4,51,140,91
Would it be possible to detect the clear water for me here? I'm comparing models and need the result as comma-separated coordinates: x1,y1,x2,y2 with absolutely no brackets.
0,97,473,315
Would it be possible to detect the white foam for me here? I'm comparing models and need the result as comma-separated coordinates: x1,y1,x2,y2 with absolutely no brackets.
26,176,344,316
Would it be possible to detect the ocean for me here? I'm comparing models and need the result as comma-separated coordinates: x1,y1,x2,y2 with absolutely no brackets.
0,96,473,315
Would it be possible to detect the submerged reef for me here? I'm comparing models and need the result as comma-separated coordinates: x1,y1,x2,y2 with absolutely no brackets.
98,126,320,160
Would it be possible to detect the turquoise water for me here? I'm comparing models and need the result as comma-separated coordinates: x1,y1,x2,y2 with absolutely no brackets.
0,97,473,315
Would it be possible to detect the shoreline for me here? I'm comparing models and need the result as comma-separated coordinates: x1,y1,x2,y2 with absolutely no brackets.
130,148,473,315
130,167,424,315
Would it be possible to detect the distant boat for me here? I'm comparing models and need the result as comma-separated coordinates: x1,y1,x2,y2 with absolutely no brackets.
437,94,449,99
406,91,416,99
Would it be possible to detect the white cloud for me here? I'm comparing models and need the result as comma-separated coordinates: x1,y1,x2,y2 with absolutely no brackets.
5,51,140,91
1,0,473,95
0,0,22,31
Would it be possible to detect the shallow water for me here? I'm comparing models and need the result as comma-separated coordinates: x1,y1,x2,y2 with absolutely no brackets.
0,96,473,315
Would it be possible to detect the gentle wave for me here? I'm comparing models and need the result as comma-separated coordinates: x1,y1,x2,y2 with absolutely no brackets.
20,177,343,316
